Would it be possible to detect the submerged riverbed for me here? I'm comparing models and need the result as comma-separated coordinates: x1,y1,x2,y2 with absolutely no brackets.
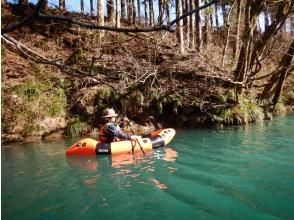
2,115,294,220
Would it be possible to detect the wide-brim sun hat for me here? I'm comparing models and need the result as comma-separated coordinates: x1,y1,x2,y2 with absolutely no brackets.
102,108,118,118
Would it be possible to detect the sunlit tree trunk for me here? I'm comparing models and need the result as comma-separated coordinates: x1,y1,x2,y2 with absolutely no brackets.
98,0,104,36
107,0,115,24
195,0,202,52
128,0,133,23
203,0,211,45
176,0,185,54
116,0,121,27
221,0,235,68
185,0,190,47
121,0,126,21
149,0,154,26
189,0,195,48
234,0,242,64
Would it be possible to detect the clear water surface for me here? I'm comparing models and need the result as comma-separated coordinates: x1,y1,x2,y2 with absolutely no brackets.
2,115,294,220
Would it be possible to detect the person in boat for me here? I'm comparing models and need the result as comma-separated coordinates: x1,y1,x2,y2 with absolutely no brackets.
99,108,138,143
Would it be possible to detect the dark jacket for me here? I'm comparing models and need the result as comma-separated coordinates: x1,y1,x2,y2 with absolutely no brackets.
99,123,131,143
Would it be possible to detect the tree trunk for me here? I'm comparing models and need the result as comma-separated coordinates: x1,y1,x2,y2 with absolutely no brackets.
264,4,269,31
18,0,28,6
98,0,104,36
116,0,121,27
144,0,148,26
221,0,235,68
203,0,210,45
259,38,294,109
59,0,65,10
234,0,259,89
121,0,126,21
132,0,136,24
189,0,195,48
137,0,141,23
166,0,170,23
128,0,133,23
42,0,48,10
195,0,202,52
234,0,242,64
149,0,154,26
107,0,115,24
90,0,94,16
214,3,219,28
176,0,185,54
222,1,227,26
81,0,84,14
158,0,163,24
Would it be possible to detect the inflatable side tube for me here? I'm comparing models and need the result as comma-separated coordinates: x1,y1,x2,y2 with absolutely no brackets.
150,128,176,149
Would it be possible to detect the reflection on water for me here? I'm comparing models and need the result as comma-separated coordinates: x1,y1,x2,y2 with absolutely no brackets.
66,147,178,190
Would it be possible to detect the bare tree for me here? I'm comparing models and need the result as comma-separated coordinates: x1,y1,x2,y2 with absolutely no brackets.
259,38,294,109
149,0,154,26
121,0,126,20
98,0,105,35
107,0,115,24
90,0,94,16
195,0,202,52
116,0,121,27
137,0,141,23
132,0,136,24
81,0,84,14
190,0,195,48
166,0,170,23
159,0,163,24
214,3,219,28
234,0,242,63
128,0,133,23
144,0,148,26
59,0,65,10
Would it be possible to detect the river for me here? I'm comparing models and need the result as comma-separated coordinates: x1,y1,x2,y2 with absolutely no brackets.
2,115,294,220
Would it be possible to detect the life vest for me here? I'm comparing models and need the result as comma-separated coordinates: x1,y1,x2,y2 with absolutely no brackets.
99,123,121,143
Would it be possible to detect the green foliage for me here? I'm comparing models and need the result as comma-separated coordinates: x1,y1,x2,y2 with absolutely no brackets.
3,63,67,136
214,98,264,125
243,100,263,122
66,117,88,137
274,103,287,115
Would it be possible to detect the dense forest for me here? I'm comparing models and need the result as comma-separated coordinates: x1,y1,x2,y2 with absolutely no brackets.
1,0,293,142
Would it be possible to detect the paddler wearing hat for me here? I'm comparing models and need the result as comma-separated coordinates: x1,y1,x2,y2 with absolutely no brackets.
99,108,139,143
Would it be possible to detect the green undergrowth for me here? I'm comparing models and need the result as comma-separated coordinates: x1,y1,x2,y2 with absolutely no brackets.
213,96,264,125
66,116,89,137
2,64,67,136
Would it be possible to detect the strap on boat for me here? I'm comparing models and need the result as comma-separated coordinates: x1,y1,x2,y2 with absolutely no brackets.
130,138,145,155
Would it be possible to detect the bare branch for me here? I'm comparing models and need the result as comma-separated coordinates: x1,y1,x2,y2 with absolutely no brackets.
2,34,115,89
1,0,45,34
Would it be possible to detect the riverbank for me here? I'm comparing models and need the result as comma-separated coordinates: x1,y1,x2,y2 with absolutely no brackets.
1,3,294,143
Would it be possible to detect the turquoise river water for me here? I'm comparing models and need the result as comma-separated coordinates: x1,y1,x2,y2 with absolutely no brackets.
2,115,294,220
